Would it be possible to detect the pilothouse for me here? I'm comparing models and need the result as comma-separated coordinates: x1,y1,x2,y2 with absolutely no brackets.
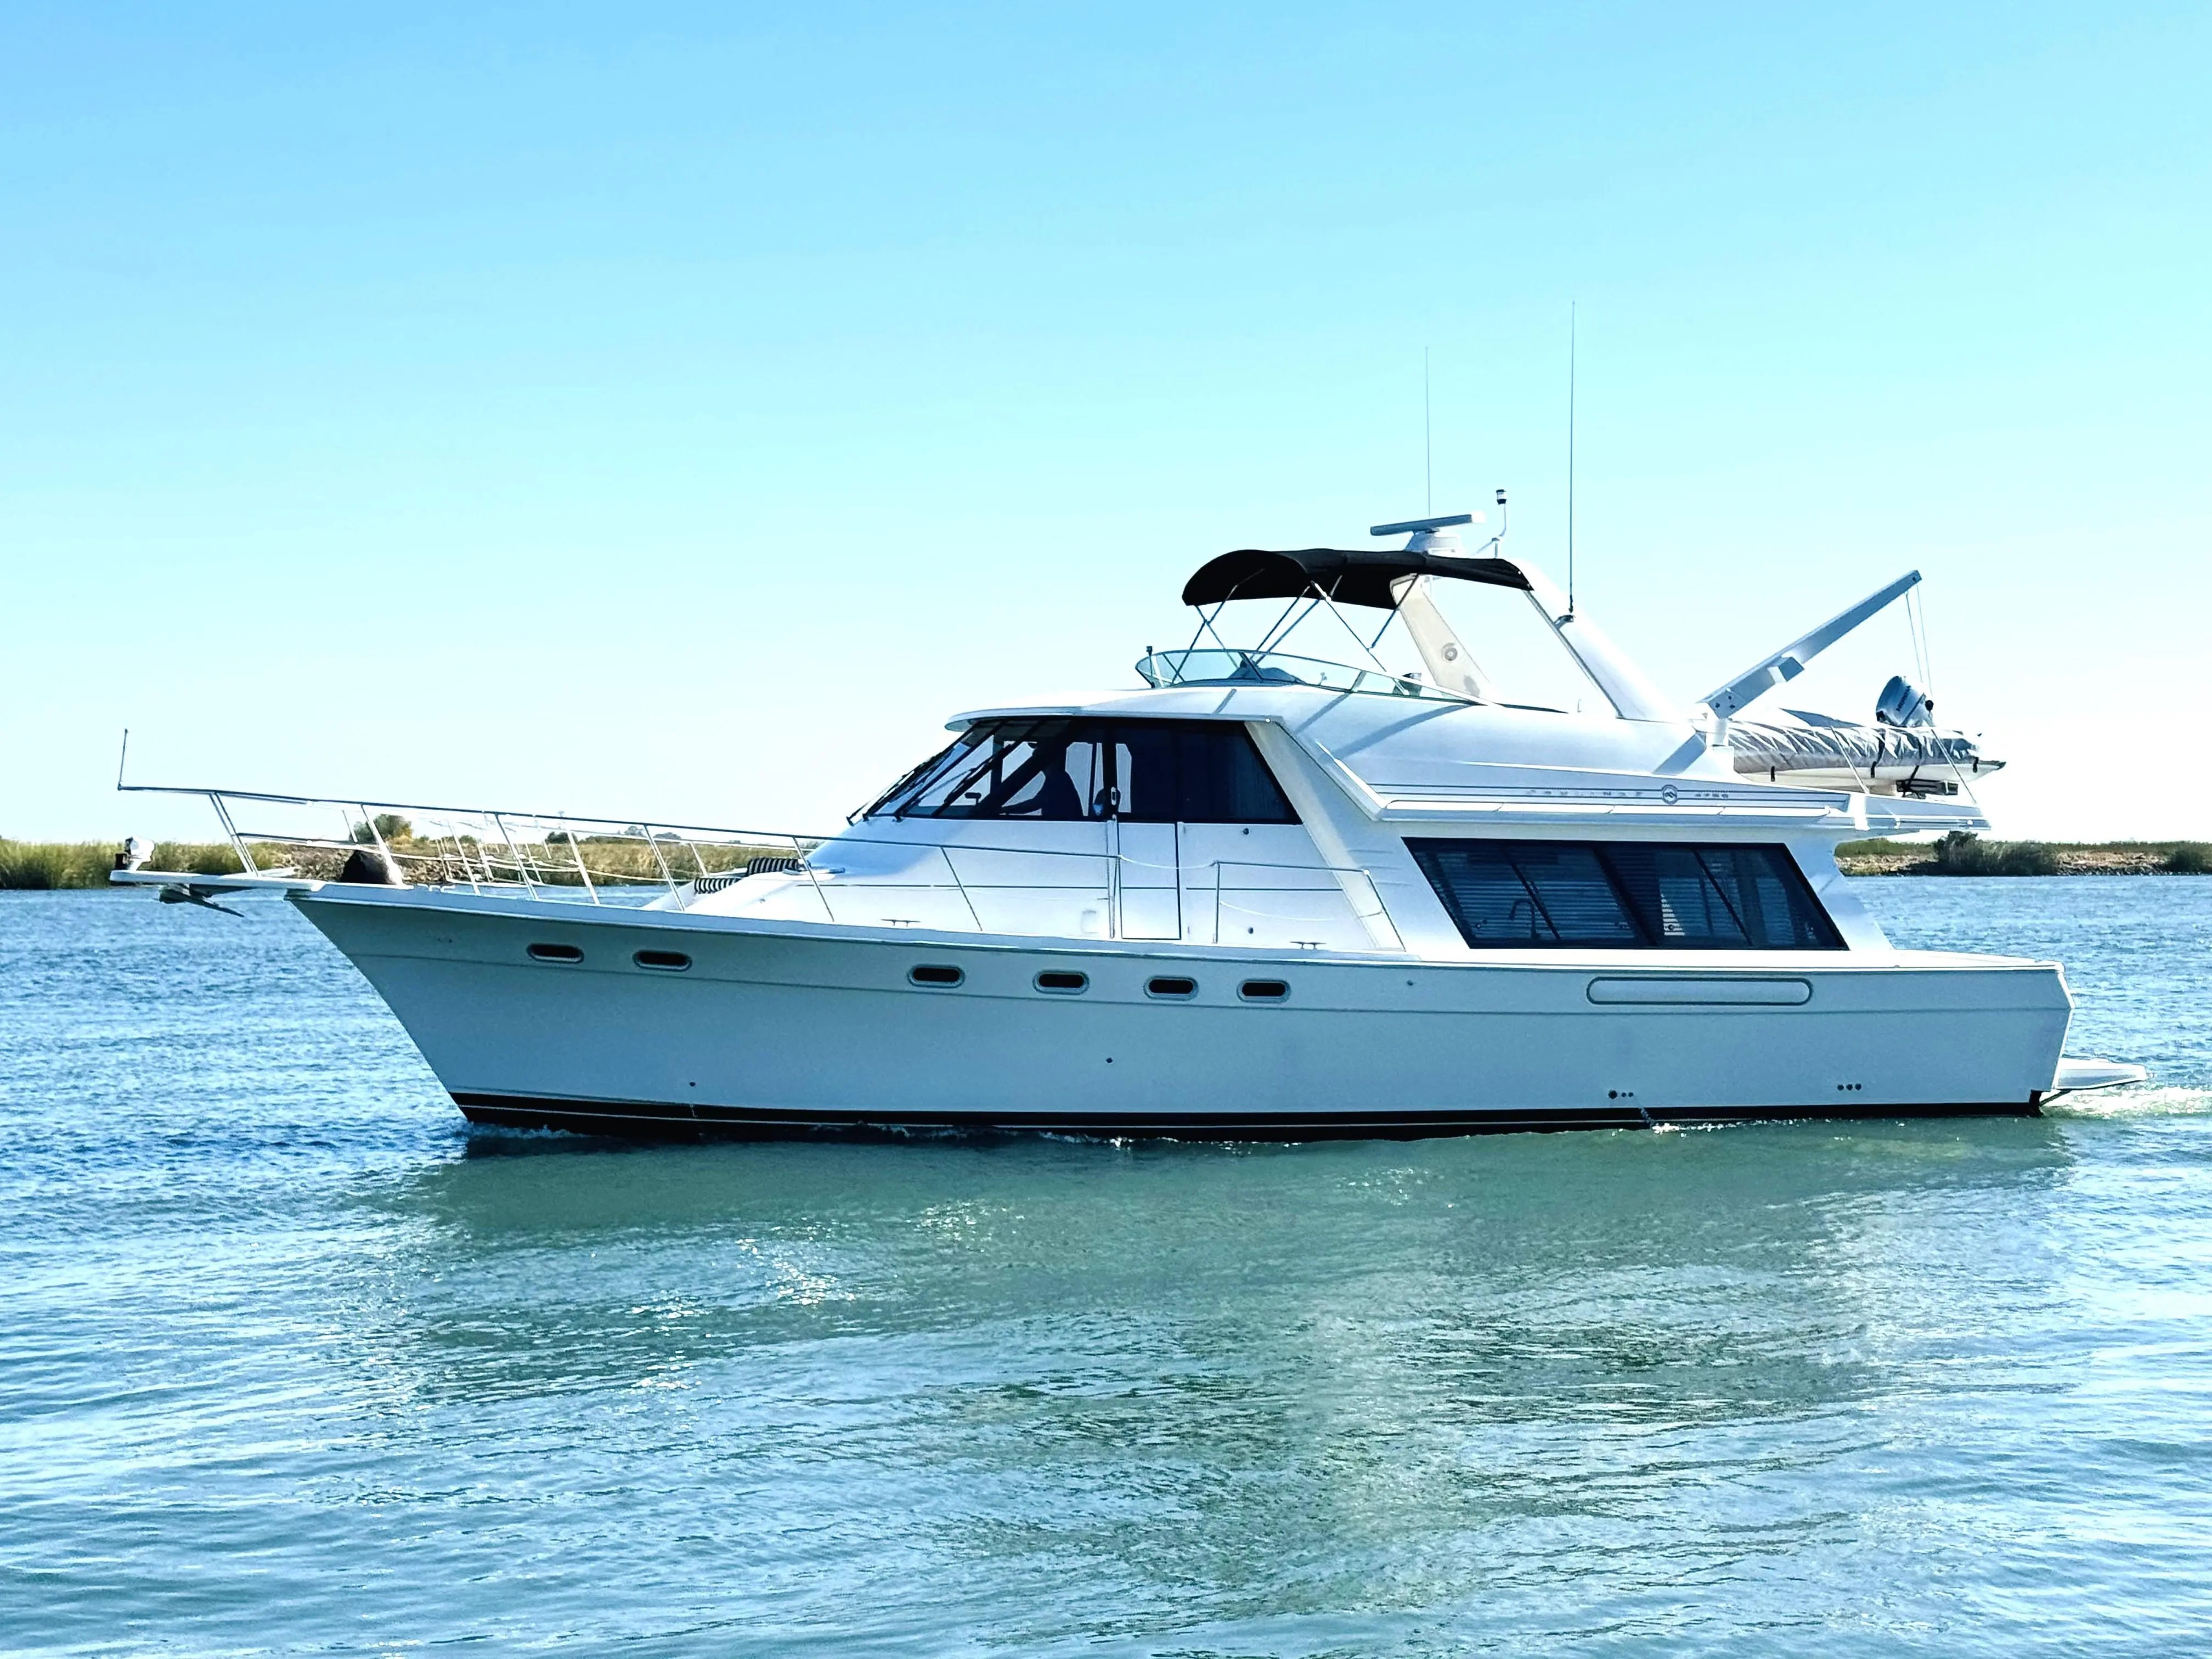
114,506,2143,1138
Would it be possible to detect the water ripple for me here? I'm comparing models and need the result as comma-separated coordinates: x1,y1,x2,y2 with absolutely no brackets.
1,881,2208,1655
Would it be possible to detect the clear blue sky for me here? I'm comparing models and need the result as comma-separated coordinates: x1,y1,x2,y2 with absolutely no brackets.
4,3,2205,840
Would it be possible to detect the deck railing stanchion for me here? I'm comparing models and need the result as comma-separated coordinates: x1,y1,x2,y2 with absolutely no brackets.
795,833,838,924
641,826,675,895
359,803,400,884
438,815,479,892
490,812,540,899
210,793,257,874
938,846,985,932
561,818,599,904
1346,868,1404,951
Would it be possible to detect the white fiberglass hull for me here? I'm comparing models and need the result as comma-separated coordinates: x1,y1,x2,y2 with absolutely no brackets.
294,885,2078,1139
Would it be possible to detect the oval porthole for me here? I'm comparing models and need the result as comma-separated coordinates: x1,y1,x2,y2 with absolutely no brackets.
909,964,965,988
1239,979,1289,1002
1146,975,1197,1000
1035,970,1088,994
634,949,691,972
527,943,584,964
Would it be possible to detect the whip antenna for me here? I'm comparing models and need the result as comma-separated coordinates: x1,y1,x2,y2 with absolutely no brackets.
1566,302,1577,617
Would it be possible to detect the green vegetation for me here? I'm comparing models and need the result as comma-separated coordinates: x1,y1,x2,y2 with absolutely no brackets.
1928,831,2059,877
1836,835,2210,876
0,840,243,890
0,841,111,889
349,814,414,844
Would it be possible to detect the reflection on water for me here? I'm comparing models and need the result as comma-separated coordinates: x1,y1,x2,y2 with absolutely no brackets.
1,881,2209,1655
370,1121,2079,1415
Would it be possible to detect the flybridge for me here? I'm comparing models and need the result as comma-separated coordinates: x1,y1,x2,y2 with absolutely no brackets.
1149,507,2000,799
1161,507,1679,720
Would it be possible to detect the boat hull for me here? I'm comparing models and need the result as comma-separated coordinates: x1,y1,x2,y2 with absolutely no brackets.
294,888,2073,1142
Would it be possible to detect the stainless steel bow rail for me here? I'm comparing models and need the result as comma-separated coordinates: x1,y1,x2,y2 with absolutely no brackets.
113,783,1405,950
116,783,805,897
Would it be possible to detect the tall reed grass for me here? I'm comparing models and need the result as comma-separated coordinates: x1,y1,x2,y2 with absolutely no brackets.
1929,831,2061,877
1838,835,2211,874
0,840,243,889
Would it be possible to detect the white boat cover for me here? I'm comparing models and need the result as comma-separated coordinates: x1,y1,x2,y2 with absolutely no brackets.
1728,716,1999,780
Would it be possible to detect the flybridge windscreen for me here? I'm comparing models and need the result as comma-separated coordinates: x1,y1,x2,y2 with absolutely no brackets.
1409,579,1609,714
865,719,1300,825
1193,570,1609,715
1408,839,1843,950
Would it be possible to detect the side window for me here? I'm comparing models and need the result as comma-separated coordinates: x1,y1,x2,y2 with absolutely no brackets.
1407,841,1639,944
1222,730,1297,822
1409,839,1842,950
1108,724,1191,822
1109,722,1298,824
881,723,1103,821
1697,846,1841,949
870,732,986,818
988,732,1102,820
1603,845,1751,946
885,731,998,817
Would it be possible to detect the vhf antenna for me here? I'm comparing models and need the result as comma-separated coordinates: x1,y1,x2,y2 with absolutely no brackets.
1566,301,1577,618
1423,346,1433,515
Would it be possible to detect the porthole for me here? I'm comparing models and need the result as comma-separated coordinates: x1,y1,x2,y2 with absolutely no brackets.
1146,975,1197,1000
634,949,691,972
527,943,584,964
1035,970,1088,994
909,964,965,988
1239,979,1289,1002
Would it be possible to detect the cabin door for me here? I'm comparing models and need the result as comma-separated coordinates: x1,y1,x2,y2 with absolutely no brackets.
1109,820,1182,940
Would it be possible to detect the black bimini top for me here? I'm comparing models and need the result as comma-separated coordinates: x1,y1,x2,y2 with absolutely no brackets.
1181,546,1531,610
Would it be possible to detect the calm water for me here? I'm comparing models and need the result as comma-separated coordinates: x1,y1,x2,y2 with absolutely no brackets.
2,881,2210,1657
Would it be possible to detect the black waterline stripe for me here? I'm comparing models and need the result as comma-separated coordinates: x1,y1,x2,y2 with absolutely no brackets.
451,1091,2041,1143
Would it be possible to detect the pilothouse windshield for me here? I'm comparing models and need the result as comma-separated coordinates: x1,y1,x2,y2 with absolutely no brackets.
868,719,1298,824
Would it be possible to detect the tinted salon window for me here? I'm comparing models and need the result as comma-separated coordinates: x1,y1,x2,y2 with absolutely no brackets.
871,719,1296,824
1408,839,1842,949
1110,722,1297,823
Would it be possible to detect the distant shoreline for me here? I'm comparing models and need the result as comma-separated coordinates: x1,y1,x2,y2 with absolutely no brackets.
1835,836,2210,877
5,834,2207,890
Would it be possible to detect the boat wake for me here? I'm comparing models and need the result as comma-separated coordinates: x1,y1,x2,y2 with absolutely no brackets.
2045,1085,2212,1120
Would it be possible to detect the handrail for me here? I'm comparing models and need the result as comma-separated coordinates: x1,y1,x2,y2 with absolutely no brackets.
117,782,1409,951
1203,860,1405,952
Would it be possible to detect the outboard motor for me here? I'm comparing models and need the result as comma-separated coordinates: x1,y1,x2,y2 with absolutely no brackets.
1875,675,1934,729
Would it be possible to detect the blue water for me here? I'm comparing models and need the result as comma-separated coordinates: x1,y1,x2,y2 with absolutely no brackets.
2,879,2209,1656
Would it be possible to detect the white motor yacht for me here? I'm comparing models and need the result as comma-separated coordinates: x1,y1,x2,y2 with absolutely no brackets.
117,510,2145,1138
